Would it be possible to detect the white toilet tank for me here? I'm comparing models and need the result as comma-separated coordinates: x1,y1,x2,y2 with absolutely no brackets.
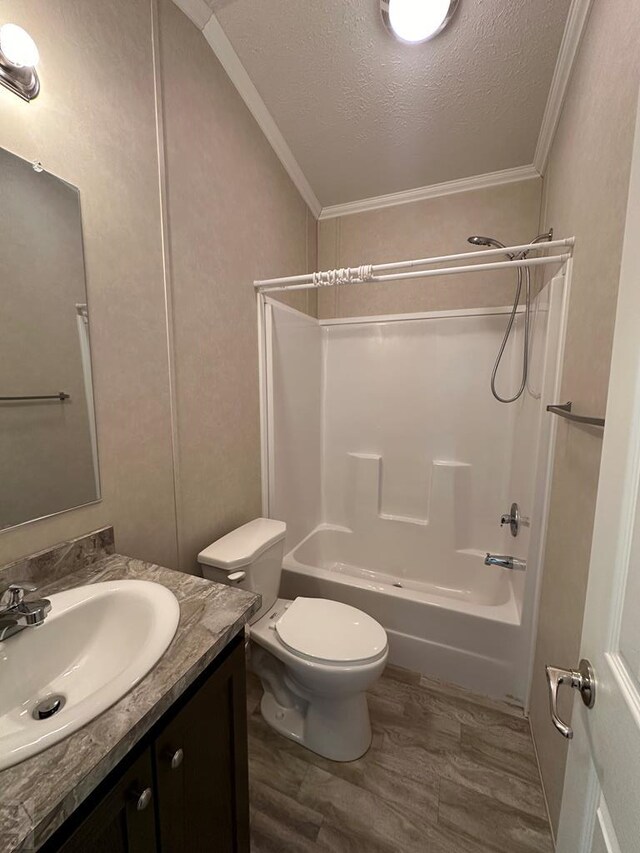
197,518,286,623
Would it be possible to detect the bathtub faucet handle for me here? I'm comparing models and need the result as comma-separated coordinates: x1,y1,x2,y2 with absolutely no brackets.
500,502,520,537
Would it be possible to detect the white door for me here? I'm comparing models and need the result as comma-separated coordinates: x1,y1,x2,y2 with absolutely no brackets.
555,89,640,853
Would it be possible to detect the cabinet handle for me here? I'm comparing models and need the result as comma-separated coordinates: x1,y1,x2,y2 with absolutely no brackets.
164,747,184,770
129,786,153,811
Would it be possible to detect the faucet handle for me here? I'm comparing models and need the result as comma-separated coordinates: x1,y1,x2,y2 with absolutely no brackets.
0,582,37,609
500,503,520,537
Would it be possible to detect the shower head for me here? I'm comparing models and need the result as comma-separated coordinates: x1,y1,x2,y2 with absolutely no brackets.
467,230,554,259
467,235,513,259
468,235,504,249
529,229,554,245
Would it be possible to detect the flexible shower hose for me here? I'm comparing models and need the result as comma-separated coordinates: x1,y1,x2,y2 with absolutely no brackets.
491,266,531,403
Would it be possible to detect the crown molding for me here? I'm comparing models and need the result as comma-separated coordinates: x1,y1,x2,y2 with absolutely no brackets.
201,16,322,218
170,0,212,30
168,1,322,217
533,0,594,175
169,0,583,221
318,165,541,220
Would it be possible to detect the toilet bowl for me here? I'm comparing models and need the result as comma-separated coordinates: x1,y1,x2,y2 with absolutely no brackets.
198,518,388,761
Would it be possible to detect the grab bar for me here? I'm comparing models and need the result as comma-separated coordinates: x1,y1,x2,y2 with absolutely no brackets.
546,401,604,428
0,392,70,402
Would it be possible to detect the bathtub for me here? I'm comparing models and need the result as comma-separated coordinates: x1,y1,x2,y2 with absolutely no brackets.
280,524,524,704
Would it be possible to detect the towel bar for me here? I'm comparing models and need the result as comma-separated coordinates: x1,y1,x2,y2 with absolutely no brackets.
0,392,70,402
546,401,604,427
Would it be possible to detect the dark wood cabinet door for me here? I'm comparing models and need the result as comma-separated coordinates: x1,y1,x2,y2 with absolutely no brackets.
51,749,157,853
154,637,249,853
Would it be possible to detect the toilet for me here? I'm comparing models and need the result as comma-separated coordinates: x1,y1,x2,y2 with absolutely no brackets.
198,518,388,762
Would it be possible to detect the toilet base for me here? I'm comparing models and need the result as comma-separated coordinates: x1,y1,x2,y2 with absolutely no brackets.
259,686,372,762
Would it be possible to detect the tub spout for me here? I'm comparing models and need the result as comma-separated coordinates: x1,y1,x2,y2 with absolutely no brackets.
484,553,526,571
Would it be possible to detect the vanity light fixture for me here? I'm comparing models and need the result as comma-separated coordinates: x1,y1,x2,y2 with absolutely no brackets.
0,24,40,101
381,0,459,44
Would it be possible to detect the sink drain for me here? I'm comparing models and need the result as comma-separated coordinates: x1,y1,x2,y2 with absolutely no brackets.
32,694,66,720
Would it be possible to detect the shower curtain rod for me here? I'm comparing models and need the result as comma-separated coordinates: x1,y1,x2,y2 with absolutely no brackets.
255,240,574,293
254,238,574,290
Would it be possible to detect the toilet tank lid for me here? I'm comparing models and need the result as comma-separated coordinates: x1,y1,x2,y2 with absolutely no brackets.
197,518,286,570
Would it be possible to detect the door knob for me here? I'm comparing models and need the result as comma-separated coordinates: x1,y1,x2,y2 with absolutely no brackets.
545,659,595,739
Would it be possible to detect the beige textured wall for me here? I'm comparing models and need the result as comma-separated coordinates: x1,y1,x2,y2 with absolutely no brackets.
317,179,542,318
268,204,317,317
0,148,96,528
0,0,178,568
0,0,313,570
157,0,315,571
528,0,640,834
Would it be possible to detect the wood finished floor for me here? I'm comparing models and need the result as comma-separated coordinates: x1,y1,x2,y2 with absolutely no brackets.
246,667,554,853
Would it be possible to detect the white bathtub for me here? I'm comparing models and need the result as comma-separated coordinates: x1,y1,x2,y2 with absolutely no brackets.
265,282,570,708
280,524,524,704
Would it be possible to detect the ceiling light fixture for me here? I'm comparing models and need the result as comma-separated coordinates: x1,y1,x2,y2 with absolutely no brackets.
381,0,459,44
0,23,40,101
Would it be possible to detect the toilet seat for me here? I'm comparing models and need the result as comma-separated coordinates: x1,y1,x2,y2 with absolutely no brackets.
274,597,387,664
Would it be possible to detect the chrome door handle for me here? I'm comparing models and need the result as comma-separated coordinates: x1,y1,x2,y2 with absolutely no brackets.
545,659,595,739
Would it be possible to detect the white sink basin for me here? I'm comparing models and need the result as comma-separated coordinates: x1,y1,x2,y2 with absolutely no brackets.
0,580,180,771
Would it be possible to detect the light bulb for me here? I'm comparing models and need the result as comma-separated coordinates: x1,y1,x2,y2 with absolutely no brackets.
387,0,453,44
0,24,40,68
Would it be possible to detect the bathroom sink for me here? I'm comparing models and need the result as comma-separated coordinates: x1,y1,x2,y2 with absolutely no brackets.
0,580,180,771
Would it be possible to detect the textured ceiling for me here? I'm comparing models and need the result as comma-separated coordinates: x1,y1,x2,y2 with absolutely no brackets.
205,0,572,206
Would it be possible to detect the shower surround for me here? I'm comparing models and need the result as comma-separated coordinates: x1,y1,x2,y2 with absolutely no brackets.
262,277,568,704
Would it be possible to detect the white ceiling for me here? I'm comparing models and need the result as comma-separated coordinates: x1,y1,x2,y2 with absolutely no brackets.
201,0,573,208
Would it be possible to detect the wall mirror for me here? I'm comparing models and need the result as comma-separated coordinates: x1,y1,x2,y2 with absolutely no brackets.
0,146,100,531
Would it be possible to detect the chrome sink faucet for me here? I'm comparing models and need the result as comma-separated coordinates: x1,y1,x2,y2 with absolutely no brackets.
0,582,51,641
484,554,527,571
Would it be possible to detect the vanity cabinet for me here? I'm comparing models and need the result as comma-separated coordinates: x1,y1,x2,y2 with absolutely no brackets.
49,751,157,853
43,634,249,853
153,635,250,853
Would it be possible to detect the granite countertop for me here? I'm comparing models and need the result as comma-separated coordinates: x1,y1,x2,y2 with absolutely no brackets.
0,550,260,853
